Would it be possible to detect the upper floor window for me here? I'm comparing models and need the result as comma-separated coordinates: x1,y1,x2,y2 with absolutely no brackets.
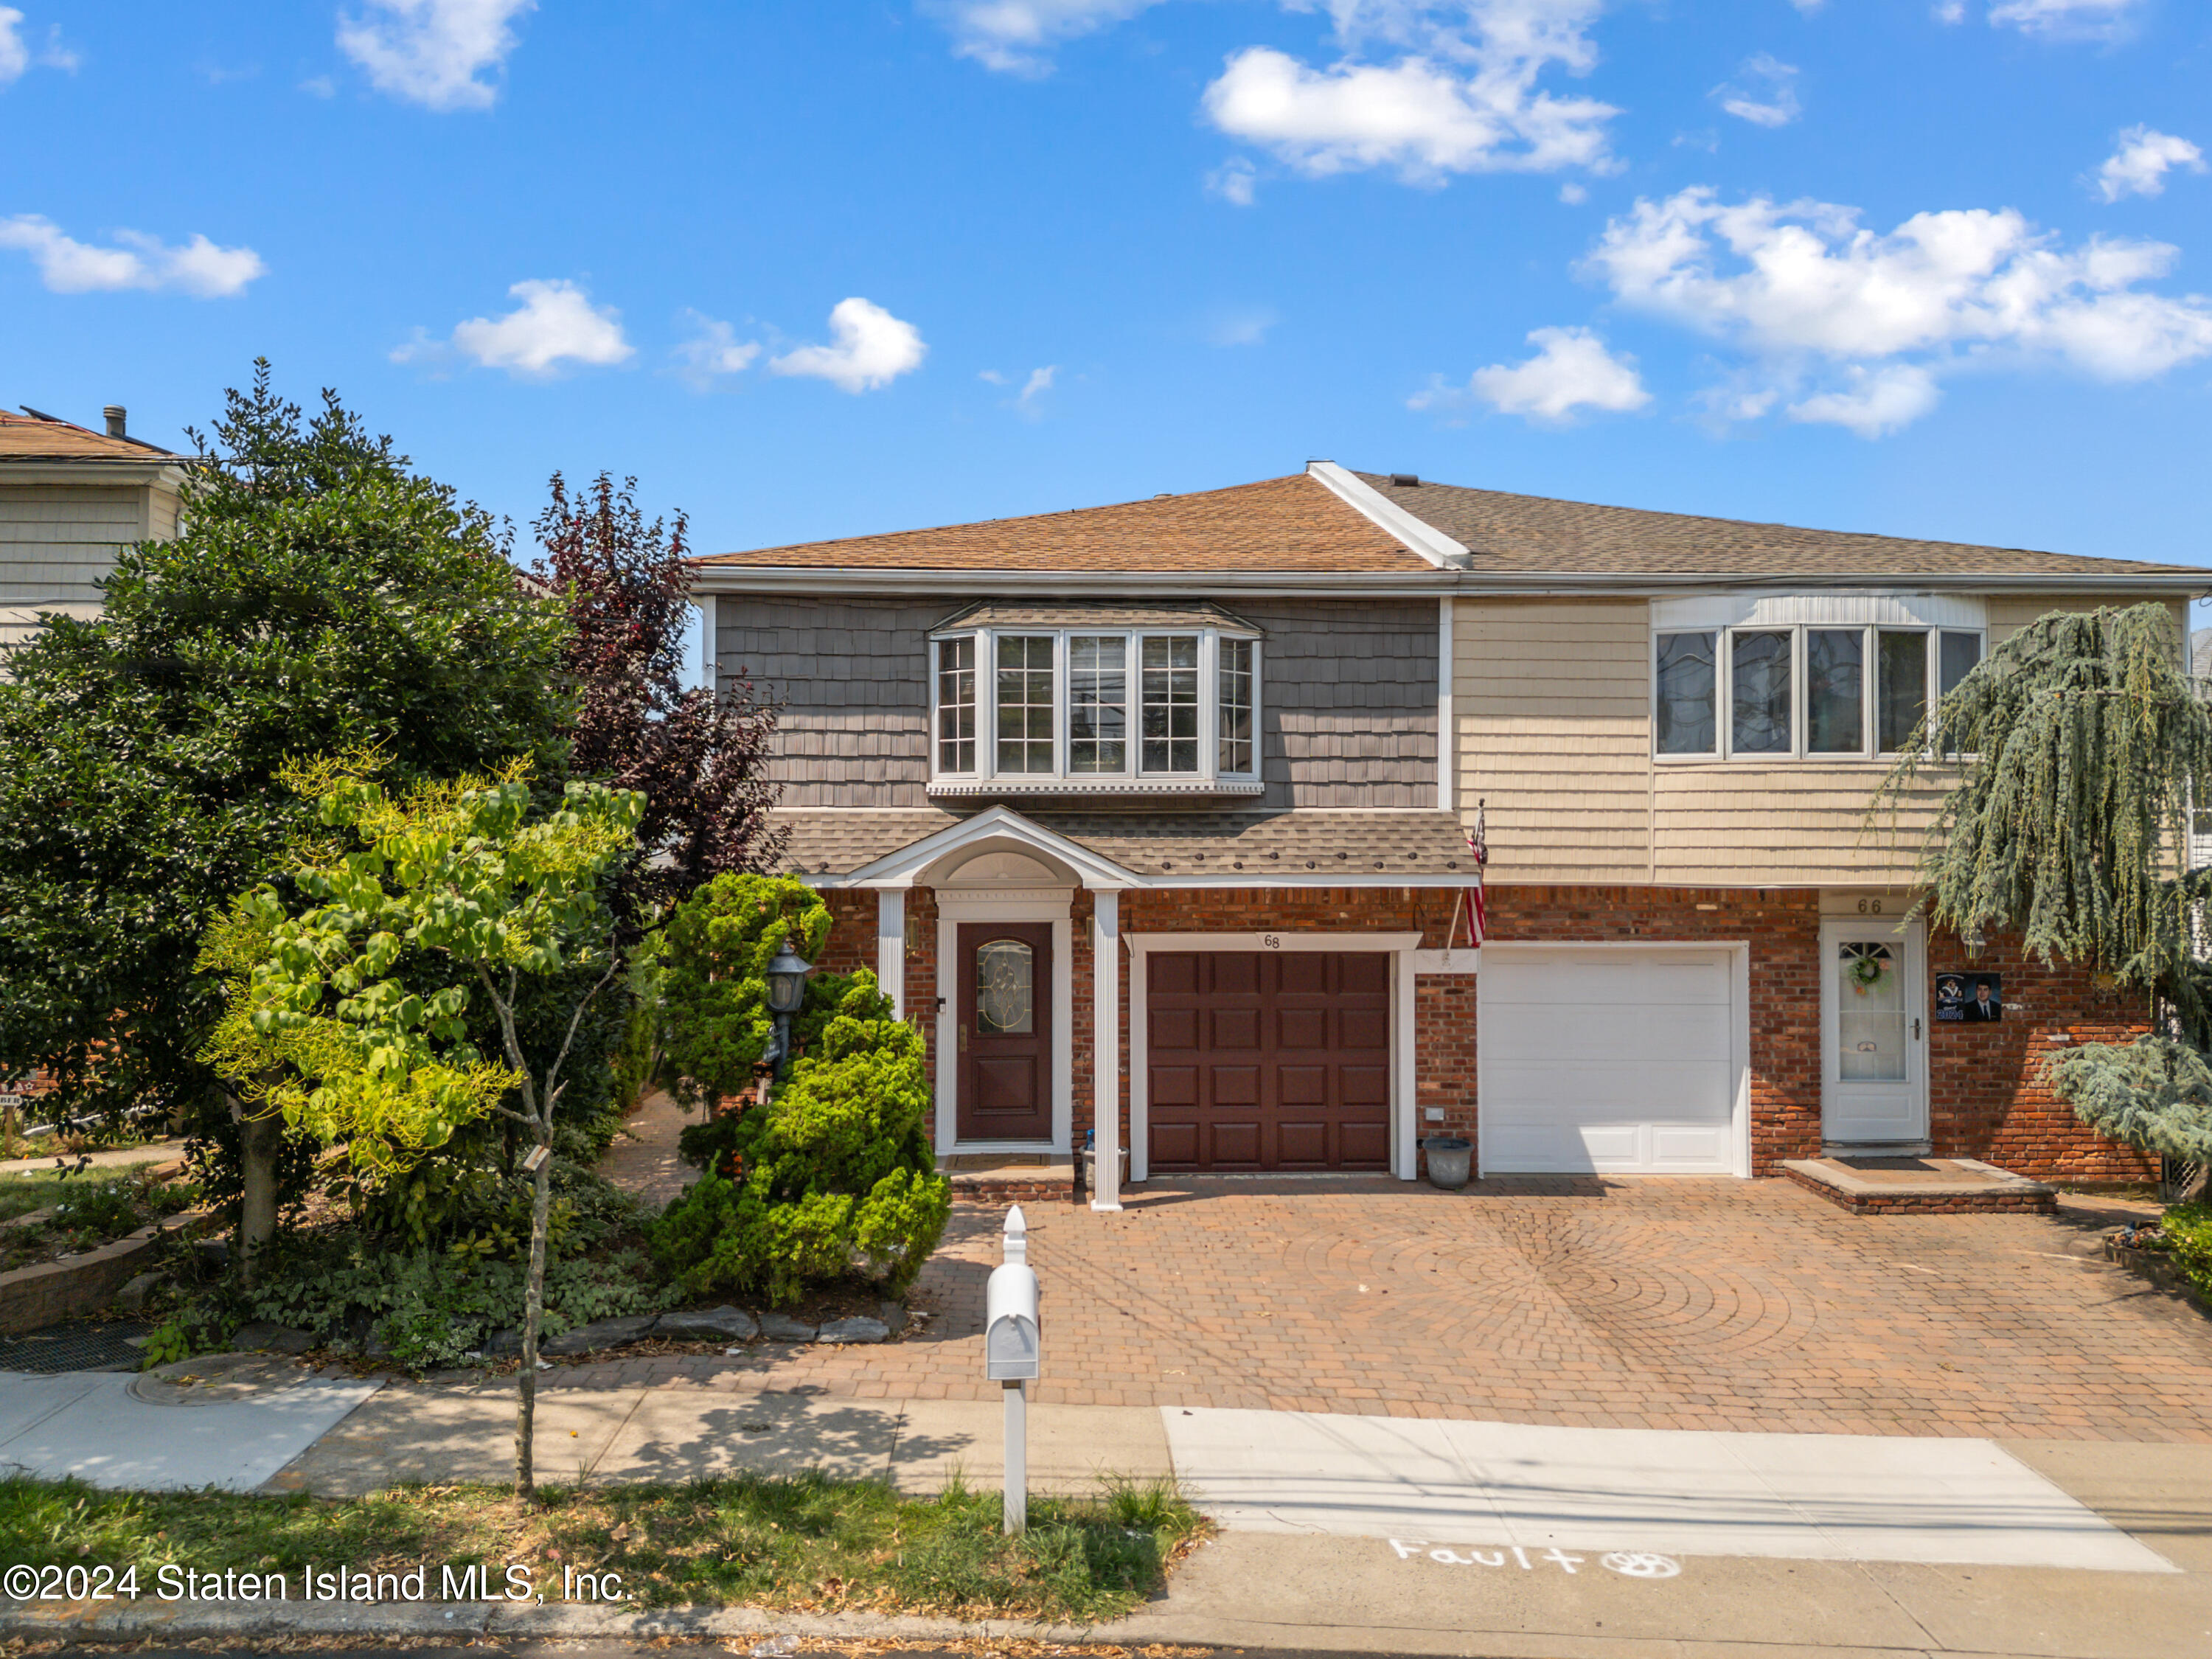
1656,623,1983,760
930,619,1262,794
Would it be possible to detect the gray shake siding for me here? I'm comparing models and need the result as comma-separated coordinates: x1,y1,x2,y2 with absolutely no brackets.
717,596,1436,810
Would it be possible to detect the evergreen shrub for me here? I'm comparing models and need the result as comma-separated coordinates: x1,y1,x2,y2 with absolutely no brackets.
652,877,949,1306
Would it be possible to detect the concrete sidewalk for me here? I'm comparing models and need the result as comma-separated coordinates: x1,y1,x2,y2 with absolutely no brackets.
5,1360,2212,1658
263,1377,1172,1497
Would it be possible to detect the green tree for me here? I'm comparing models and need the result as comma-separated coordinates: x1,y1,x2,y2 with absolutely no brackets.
1871,602,2212,1176
0,364,571,1269
201,754,641,1500
658,873,832,1116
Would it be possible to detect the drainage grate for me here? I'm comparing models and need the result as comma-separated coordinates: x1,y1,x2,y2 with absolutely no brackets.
0,1319,150,1374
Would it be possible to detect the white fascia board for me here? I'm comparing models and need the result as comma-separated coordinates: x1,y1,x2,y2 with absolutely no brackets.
1448,570,2212,597
689,566,1455,599
841,804,1141,891
1305,462,1471,570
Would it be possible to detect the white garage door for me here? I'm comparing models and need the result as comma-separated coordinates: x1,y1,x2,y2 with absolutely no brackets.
1478,946,1739,1175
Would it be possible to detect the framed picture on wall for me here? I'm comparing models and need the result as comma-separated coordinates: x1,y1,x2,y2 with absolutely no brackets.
1935,972,2002,1022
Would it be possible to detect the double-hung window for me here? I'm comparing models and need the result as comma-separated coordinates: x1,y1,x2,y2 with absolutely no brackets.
1655,623,1984,759
930,618,1262,793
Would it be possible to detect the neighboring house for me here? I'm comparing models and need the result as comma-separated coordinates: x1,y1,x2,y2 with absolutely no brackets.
0,406,184,655
689,463,2206,1201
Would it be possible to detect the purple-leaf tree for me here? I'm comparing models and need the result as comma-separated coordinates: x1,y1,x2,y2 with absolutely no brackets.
533,472,786,914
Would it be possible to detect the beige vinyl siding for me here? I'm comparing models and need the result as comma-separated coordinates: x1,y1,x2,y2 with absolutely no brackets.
1986,594,2185,646
1453,590,2181,888
0,484,146,610
1456,599,1652,883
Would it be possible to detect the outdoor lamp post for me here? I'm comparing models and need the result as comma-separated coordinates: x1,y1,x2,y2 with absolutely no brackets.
762,940,814,1078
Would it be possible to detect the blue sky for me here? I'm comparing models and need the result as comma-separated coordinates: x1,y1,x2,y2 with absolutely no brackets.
3,1,2208,594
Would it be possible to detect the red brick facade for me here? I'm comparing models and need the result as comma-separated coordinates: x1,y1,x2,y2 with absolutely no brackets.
819,878,2147,1186
1923,929,2154,1182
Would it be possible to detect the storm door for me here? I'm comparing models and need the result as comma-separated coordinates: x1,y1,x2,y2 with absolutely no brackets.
1819,918,1929,1147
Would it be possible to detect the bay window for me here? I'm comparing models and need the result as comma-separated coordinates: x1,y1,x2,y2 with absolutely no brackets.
1655,623,1983,760
930,619,1262,793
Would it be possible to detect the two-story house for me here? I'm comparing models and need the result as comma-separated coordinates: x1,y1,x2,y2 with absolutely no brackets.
691,463,2205,1206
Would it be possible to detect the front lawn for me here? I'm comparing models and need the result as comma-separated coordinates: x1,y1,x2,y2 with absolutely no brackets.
0,1472,1206,1623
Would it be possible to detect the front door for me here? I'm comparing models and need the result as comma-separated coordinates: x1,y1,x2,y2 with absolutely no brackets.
956,920,1053,1142
1820,918,1928,1147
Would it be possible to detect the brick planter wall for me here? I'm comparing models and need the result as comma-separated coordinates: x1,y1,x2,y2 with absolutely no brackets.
0,1210,212,1335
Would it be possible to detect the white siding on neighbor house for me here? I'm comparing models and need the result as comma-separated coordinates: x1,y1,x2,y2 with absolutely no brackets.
1451,591,2180,888
0,484,147,611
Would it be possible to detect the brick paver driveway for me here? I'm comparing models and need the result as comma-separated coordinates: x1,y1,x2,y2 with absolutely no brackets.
564,1177,2212,1441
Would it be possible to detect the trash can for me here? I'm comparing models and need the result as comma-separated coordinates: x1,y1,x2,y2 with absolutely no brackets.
1421,1135,1472,1190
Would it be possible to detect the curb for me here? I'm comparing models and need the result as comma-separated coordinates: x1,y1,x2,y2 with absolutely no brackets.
0,1597,1111,1646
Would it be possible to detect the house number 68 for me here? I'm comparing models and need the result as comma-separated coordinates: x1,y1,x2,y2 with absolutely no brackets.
1261,933,1282,949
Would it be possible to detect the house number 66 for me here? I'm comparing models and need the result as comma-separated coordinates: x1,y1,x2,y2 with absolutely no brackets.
1857,899,1884,914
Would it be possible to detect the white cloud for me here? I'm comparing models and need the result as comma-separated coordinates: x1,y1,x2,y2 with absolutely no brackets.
0,215,265,296
1415,324,1648,423
1205,305,1279,347
396,278,632,378
768,297,927,393
1014,365,1057,417
1787,364,1941,437
2096,127,2205,203
1558,180,1587,204
1987,0,2142,39
1581,186,2212,433
1933,1,1966,18
338,0,534,111
670,311,762,390
1714,54,1800,129
1207,156,1259,205
1,9,78,85
937,0,1164,74
1203,2,1617,183
1788,0,1826,12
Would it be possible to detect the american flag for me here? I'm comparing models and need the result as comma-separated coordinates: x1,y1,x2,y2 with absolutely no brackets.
1458,799,1487,949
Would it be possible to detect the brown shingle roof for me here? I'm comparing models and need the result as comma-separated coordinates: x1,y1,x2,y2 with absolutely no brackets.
772,807,1477,881
698,473,1428,574
0,410,176,462
1366,473,2204,580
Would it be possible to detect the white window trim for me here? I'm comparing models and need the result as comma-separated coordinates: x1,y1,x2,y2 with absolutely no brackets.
935,890,1074,1157
1650,622,1986,764
1123,931,1423,1184
927,624,1264,795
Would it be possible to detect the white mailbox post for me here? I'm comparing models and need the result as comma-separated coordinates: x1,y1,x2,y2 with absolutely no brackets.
985,1204,1040,1535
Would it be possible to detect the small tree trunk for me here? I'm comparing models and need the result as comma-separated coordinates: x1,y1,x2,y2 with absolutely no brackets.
233,1095,284,1289
514,1113,554,1503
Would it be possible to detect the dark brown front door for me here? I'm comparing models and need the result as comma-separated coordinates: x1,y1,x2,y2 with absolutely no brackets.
1147,951,1391,1172
956,920,1053,1142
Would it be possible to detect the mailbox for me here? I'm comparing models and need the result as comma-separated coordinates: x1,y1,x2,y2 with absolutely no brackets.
985,1262,1040,1382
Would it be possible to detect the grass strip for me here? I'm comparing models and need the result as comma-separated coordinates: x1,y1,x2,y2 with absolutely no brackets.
0,1472,1206,1624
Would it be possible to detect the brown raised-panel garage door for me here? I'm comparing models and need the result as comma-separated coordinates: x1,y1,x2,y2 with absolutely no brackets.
1147,952,1391,1172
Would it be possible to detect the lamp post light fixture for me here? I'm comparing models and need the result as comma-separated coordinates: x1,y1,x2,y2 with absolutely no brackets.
762,939,815,1077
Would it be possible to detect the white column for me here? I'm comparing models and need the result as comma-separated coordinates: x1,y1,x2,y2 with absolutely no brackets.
1437,596,1455,813
1395,948,1418,1180
876,888,905,1020
1091,888,1122,1212
698,596,719,695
